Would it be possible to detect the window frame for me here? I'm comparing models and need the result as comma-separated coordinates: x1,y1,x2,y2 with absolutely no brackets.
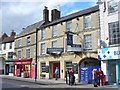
26,36,31,45
52,25,57,37
41,43,45,55
52,40,57,48
84,34,92,49
84,15,91,29
41,28,45,40
26,49,30,58
18,50,22,58
109,21,120,45
66,20,72,32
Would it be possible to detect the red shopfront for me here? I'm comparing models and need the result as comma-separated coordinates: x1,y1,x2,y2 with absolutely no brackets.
13,58,34,78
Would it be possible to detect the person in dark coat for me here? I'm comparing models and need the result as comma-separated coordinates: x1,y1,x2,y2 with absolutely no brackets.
98,68,104,86
92,69,98,87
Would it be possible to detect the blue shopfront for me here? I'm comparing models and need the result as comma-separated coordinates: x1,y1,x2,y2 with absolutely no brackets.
98,47,120,85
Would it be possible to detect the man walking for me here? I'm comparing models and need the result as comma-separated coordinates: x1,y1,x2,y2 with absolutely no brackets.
55,67,59,80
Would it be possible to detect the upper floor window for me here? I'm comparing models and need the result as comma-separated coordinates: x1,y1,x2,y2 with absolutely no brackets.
4,43,6,50
18,50,21,58
8,52,13,60
109,21,120,45
84,15,91,29
52,41,57,48
41,43,45,54
26,49,30,58
26,36,31,45
9,42,12,49
66,20,72,31
108,0,118,14
41,28,45,40
84,34,92,49
18,39,21,47
52,25,57,37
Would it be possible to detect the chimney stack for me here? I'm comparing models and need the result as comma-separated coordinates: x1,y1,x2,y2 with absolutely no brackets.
10,30,16,36
43,6,49,22
51,9,60,21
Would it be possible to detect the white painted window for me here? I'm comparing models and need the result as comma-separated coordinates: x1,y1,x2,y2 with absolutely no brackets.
9,42,12,49
84,34,92,49
26,49,30,58
109,21,120,45
52,25,57,37
66,20,72,31
52,41,57,48
41,28,45,40
26,36,31,45
84,15,91,29
41,43,45,54
18,50,21,58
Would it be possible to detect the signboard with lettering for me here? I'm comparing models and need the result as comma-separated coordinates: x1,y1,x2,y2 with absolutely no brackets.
47,48,64,54
80,67,88,83
98,46,120,60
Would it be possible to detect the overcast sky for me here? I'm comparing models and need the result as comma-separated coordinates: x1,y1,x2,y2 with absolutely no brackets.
1,0,98,35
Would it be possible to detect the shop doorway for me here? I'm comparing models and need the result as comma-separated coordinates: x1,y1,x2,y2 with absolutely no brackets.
49,61,60,78
109,63,116,84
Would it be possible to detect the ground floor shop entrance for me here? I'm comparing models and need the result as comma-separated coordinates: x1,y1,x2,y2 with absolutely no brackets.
79,58,100,83
49,61,60,78
4,60,13,76
13,58,34,78
108,60,120,85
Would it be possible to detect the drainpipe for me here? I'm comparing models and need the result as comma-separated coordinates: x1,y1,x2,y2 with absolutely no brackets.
35,28,39,82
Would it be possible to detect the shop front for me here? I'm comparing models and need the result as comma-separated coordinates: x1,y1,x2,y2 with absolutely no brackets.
13,58,33,78
98,47,120,85
4,60,14,76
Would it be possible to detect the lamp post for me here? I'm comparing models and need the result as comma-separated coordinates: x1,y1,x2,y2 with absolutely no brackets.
35,28,39,82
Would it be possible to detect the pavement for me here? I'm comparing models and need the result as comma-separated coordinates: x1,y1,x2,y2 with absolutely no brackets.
0,75,120,88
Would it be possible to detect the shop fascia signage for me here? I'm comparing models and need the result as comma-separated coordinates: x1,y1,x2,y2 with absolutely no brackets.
98,46,120,60
47,48,64,53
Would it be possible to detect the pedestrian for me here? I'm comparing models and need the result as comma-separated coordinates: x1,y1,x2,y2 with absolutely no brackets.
69,68,75,85
65,69,69,84
55,67,59,80
98,68,104,86
92,69,98,87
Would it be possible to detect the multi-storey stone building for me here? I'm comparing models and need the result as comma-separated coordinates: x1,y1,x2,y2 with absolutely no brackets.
14,21,44,78
37,5,100,83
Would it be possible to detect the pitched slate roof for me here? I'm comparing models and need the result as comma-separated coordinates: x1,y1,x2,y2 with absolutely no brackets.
41,5,99,28
16,20,44,38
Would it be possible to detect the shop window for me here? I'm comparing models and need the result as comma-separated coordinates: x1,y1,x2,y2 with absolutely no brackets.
66,62,72,70
41,63,46,73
